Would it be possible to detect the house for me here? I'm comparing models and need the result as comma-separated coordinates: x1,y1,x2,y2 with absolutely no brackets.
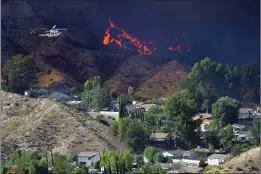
135,102,159,112
193,113,212,121
77,152,100,167
47,82,72,93
125,104,140,118
49,92,70,101
200,119,212,132
236,118,254,126
255,107,260,116
235,131,253,141
163,149,183,158
232,124,245,133
207,154,231,166
110,101,119,111
66,101,86,110
182,151,199,159
155,162,172,171
168,166,204,174
239,108,255,118
150,133,171,142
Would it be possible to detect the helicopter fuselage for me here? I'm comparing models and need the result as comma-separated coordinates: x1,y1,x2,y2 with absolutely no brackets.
38,30,62,37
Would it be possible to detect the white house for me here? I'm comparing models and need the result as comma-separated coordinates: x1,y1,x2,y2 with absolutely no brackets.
235,131,253,141
200,119,212,132
77,152,100,167
207,154,231,166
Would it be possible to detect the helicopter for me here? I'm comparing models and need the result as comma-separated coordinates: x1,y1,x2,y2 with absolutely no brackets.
31,25,68,37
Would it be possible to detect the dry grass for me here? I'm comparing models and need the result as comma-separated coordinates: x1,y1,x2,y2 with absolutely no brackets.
104,56,187,98
1,91,129,162
204,147,260,173
135,61,188,98
33,71,64,87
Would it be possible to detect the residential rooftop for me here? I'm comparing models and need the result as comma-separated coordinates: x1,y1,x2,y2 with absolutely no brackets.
207,154,231,160
77,152,100,157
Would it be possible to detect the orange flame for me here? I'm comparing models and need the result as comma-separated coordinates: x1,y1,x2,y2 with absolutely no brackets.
103,17,156,55
103,17,190,55
168,44,181,52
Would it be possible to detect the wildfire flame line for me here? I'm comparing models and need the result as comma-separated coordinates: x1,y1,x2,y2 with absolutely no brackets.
103,17,191,55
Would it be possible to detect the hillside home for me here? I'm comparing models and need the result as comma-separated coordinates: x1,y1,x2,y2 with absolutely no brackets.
66,101,86,110
182,151,199,159
200,119,212,132
255,107,260,116
77,152,100,167
192,113,212,120
163,149,183,158
48,92,70,101
150,133,171,142
232,124,245,133
155,162,172,171
135,102,160,111
235,131,253,141
207,154,231,166
168,166,203,174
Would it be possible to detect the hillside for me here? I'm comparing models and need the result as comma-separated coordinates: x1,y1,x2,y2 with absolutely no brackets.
1,91,129,162
204,147,260,173
1,1,188,98
135,61,188,98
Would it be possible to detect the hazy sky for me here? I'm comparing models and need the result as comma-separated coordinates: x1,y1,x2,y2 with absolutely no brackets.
95,0,259,65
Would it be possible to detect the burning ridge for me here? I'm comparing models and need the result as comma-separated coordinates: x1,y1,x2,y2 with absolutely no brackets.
103,17,191,55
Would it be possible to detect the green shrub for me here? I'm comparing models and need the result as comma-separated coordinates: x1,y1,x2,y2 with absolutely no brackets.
27,90,41,98
96,114,105,120
107,116,115,120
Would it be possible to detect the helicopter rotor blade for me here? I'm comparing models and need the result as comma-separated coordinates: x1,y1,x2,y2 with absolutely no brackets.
32,28,49,30
56,28,68,30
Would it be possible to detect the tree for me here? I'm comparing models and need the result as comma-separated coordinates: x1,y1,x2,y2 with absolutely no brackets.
212,96,240,128
91,85,111,111
208,144,215,153
205,130,220,149
143,164,166,174
109,120,118,136
135,155,144,169
124,120,149,150
100,152,133,173
84,76,101,91
199,160,208,168
73,167,85,174
144,112,159,132
53,160,72,173
94,160,100,169
144,147,159,163
153,152,166,163
250,118,260,145
70,87,79,96
3,54,37,92
231,144,242,157
220,124,234,150
82,85,111,111
117,117,131,141
8,70,15,92
165,89,201,148
119,152,134,172
118,95,128,118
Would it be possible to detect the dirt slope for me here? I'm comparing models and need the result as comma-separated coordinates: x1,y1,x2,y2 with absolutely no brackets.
1,91,129,162
204,147,260,173
135,61,188,98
